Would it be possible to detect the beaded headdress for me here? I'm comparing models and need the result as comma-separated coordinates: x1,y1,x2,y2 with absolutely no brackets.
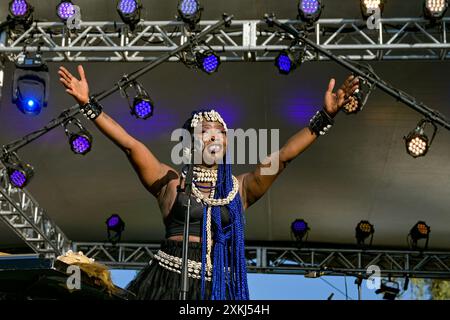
189,109,228,131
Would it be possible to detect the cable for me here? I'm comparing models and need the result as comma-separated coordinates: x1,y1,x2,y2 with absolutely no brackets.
344,275,349,300
320,277,354,300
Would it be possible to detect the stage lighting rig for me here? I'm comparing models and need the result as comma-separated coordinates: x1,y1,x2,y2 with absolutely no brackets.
196,50,220,74
119,77,154,120
56,1,75,21
404,119,437,158
298,0,323,24
7,0,34,28
424,0,448,21
274,45,306,75
116,0,142,30
177,0,203,29
342,76,373,114
291,219,310,242
408,221,431,250
355,220,374,246
360,0,385,19
1,152,34,189
63,118,93,155
375,279,400,300
12,50,50,116
106,214,125,244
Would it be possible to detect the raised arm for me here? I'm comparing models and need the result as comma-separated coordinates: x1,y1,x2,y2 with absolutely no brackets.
58,65,177,198
239,75,359,210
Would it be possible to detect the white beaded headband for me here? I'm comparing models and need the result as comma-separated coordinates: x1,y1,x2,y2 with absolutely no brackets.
190,109,228,132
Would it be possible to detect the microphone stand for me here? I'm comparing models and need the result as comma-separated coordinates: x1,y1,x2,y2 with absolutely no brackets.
179,133,195,300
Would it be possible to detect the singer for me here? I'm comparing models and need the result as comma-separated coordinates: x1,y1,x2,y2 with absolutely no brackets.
58,65,359,300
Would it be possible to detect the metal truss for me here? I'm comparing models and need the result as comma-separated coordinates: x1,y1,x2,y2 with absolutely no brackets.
0,167,72,258
73,242,450,280
1,18,450,62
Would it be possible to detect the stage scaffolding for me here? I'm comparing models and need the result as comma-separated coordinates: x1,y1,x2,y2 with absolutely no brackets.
0,167,72,258
1,16,450,280
73,242,450,280
0,18,450,62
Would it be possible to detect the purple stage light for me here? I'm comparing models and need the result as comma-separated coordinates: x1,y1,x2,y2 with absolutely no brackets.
292,219,308,233
106,214,125,244
132,99,154,119
70,135,92,155
202,54,219,74
275,52,293,74
298,0,322,23
9,0,29,17
300,0,320,15
9,170,27,188
6,159,34,189
177,0,202,27
179,0,199,16
57,1,75,20
118,0,137,15
107,216,120,228
291,219,309,241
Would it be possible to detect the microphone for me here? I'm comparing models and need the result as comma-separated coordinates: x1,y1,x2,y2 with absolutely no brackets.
182,136,204,164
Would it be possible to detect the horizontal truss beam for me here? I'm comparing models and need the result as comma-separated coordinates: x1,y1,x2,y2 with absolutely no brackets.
73,242,450,279
1,18,449,62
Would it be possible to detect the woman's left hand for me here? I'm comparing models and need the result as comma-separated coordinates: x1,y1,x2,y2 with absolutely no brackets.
323,75,360,117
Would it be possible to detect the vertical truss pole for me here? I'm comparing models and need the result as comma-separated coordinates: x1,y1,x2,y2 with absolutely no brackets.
0,167,72,257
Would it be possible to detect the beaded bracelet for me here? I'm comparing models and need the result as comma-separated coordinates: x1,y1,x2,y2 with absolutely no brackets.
309,108,335,136
81,97,103,120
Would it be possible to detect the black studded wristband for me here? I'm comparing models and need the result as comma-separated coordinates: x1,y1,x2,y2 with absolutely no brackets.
309,108,335,136
81,97,103,120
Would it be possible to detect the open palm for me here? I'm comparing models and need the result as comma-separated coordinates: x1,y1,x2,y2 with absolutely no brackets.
58,65,90,106
324,75,360,117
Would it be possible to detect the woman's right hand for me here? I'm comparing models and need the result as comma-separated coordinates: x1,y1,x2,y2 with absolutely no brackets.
58,65,90,106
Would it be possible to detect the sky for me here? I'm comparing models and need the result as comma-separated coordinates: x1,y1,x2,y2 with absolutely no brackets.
110,270,417,300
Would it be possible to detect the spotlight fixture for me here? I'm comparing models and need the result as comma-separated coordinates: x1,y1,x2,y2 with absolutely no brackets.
106,214,125,244
298,0,323,24
375,279,400,300
274,50,304,75
291,219,310,242
63,118,93,155
119,77,154,120
177,0,203,29
196,50,220,74
424,0,448,20
56,1,76,21
2,153,34,189
8,0,34,26
404,119,437,158
116,0,142,30
355,220,374,246
342,76,373,114
409,221,431,250
360,0,385,19
12,51,50,116
131,82,154,119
